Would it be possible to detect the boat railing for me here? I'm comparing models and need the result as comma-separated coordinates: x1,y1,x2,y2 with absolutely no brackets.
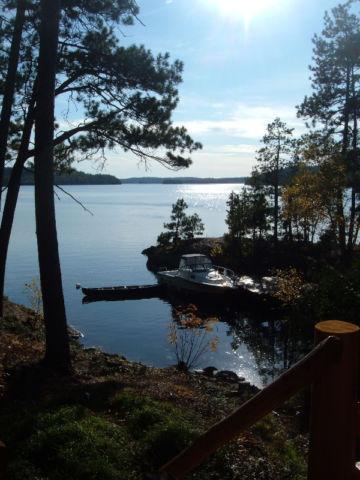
147,320,360,480
213,265,236,279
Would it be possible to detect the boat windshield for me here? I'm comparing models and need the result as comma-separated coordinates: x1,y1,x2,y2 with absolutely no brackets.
179,255,213,271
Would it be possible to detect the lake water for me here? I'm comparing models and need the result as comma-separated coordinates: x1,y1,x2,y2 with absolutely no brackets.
4,184,280,387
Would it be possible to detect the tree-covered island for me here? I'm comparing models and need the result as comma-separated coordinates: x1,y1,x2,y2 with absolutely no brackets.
3,166,122,185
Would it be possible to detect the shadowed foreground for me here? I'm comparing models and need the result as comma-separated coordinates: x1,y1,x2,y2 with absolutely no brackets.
0,299,307,480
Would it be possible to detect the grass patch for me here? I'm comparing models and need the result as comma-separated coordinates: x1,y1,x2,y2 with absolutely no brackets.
111,390,199,469
251,415,307,480
4,406,138,480
1,313,44,341
141,420,197,470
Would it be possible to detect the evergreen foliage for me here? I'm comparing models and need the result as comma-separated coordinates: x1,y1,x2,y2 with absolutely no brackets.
157,198,204,245
0,0,201,365
297,2,360,252
225,188,270,247
256,118,294,242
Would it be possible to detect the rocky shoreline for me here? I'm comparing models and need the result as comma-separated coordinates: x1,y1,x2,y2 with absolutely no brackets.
0,298,258,404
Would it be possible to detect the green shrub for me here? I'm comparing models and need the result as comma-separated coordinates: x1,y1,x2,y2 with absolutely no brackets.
110,390,198,470
111,389,196,434
128,405,164,436
110,390,148,414
6,406,139,480
141,420,197,469
6,460,46,480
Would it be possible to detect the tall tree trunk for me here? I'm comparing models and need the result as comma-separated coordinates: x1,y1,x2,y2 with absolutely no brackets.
274,144,280,243
342,65,351,154
287,195,293,242
34,0,71,372
288,218,293,242
347,67,358,253
0,97,35,317
0,0,26,209
337,65,351,254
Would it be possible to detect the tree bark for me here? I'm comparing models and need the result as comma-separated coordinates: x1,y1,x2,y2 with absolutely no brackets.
347,67,358,253
336,65,351,254
34,0,71,372
0,0,26,209
0,97,35,317
274,144,280,243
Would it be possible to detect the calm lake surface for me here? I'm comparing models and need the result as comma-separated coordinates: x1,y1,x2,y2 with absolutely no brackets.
5,184,280,387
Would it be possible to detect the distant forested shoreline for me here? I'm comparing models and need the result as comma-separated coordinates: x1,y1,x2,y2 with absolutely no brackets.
120,167,300,184
3,167,302,186
2,167,122,185
121,176,247,184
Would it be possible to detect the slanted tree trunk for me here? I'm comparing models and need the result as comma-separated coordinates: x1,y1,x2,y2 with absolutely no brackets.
34,0,71,372
0,92,36,317
0,0,26,209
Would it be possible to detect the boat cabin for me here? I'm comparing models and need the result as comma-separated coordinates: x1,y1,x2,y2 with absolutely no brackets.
179,254,213,272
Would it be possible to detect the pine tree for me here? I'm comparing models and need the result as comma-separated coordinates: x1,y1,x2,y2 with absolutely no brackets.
158,199,204,245
297,2,360,253
256,118,294,242
0,0,201,316
34,0,70,371
0,0,26,209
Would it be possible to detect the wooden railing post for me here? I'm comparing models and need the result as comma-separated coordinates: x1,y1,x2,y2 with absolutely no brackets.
308,320,359,480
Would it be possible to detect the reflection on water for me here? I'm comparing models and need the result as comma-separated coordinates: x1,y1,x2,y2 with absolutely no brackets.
5,185,312,387
228,315,314,386
177,184,235,212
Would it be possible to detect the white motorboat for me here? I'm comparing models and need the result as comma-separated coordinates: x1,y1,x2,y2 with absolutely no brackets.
156,254,238,296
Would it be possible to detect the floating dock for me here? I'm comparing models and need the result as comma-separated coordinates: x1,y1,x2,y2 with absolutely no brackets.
81,284,166,303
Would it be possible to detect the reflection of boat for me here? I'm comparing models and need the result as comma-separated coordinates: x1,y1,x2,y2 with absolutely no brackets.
156,254,238,297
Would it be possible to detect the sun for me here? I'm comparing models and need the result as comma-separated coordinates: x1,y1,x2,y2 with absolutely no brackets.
204,0,278,22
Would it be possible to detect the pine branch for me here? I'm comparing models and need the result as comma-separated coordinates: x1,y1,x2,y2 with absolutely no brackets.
22,166,94,215
54,185,94,216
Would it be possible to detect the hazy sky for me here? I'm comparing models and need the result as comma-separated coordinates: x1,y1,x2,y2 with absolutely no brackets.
70,0,344,178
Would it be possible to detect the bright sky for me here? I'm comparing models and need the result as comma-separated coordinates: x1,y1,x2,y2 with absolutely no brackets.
74,0,343,178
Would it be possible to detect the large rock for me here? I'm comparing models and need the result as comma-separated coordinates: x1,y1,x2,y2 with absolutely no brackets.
215,370,241,383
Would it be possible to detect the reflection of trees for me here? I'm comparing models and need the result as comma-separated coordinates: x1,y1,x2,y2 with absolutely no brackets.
228,313,313,385
168,304,219,371
165,293,314,386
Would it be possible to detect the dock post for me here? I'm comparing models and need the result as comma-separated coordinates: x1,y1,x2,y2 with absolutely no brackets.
308,320,359,479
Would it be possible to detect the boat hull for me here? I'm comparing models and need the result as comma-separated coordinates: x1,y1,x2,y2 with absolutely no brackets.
156,271,238,297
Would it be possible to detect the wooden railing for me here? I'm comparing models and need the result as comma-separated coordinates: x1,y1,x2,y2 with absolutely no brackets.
148,320,360,480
